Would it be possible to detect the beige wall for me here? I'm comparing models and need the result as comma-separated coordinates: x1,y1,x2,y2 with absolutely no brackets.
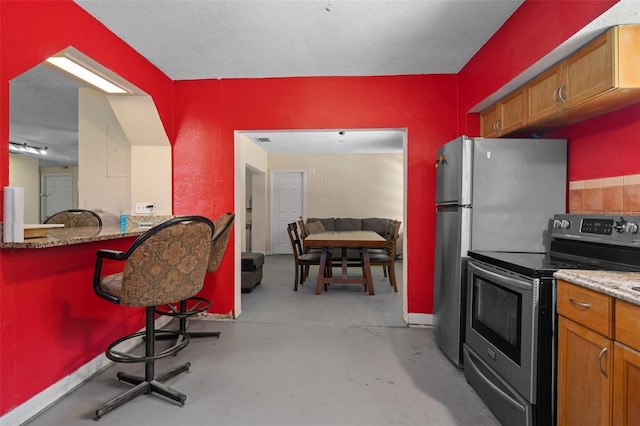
78,88,172,227
109,95,172,216
78,87,130,226
239,135,269,253
268,153,404,222
8,156,80,224
8,154,39,224
239,139,403,260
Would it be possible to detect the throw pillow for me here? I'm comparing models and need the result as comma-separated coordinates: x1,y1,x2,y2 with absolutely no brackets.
306,221,326,234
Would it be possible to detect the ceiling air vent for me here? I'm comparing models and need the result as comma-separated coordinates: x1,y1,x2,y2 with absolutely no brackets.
255,137,271,143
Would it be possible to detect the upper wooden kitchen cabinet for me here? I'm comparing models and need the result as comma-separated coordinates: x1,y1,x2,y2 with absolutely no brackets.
527,28,617,124
481,25,640,137
525,63,564,124
479,87,525,137
527,25,640,128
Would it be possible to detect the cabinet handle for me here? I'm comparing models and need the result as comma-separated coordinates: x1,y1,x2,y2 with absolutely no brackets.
569,298,591,309
558,84,567,103
553,87,560,106
493,119,500,132
598,347,608,378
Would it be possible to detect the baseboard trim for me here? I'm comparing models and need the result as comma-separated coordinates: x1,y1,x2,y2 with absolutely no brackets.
406,313,433,327
0,316,173,426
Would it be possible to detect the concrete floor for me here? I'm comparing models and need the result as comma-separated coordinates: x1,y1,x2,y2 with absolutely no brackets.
25,255,499,426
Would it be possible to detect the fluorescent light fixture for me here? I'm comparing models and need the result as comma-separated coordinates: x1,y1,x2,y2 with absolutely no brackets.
9,142,48,155
45,57,127,94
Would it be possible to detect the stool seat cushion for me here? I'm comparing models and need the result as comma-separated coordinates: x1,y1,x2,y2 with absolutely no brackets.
100,272,124,298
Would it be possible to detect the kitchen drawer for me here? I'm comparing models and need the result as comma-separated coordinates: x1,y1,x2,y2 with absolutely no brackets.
616,299,640,351
557,280,614,338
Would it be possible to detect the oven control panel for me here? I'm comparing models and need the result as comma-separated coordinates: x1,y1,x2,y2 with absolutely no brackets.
580,218,614,235
551,214,640,246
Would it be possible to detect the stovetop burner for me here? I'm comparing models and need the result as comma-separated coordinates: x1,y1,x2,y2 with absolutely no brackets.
467,251,583,278
469,214,640,278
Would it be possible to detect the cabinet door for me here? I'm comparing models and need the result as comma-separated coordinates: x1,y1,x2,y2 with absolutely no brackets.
479,103,499,137
557,316,613,426
499,87,526,135
563,30,614,109
526,64,564,123
613,342,640,426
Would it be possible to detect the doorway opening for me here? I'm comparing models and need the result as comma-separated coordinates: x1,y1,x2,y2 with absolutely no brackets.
235,128,407,321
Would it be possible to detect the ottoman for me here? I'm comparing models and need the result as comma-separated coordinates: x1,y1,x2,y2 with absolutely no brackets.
241,252,264,293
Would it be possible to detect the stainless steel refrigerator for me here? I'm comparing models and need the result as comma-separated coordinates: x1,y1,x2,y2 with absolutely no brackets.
433,135,567,367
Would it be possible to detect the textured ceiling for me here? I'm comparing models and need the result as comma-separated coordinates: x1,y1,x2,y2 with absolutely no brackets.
73,0,524,79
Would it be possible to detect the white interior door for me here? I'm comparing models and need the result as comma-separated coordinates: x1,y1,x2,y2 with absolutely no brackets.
41,174,73,222
270,170,304,254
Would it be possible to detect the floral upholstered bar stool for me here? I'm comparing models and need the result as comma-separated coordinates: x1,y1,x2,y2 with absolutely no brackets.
155,212,235,341
92,216,214,420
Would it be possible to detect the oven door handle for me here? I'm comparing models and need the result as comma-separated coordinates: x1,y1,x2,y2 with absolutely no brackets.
468,261,533,292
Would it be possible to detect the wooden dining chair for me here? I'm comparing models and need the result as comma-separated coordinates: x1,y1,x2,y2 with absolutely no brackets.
368,220,400,277
286,222,331,291
368,220,400,292
297,219,322,281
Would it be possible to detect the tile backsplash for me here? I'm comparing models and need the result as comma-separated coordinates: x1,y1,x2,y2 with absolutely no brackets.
570,174,640,215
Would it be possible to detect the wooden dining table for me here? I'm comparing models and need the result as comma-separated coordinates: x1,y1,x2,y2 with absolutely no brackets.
303,230,387,295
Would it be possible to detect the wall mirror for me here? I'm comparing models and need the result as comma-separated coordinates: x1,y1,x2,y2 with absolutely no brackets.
9,47,172,225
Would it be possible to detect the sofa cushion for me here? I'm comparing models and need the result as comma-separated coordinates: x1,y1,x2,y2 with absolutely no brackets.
335,218,363,232
307,218,336,231
362,218,389,236
306,221,326,234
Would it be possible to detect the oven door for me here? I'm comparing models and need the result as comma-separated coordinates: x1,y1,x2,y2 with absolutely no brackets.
465,259,538,403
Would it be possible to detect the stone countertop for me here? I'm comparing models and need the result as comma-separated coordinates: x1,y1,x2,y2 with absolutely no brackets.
0,225,147,249
0,215,175,249
554,270,640,306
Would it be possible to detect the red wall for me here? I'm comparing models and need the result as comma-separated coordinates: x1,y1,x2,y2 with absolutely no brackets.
172,75,460,316
1,0,637,419
546,103,640,180
0,0,175,415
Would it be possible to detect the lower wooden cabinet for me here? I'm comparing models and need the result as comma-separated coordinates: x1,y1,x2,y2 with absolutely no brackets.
613,342,640,426
557,280,640,426
557,316,613,426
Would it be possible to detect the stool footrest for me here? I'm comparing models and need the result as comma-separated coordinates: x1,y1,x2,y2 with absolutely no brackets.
155,297,211,318
106,329,190,363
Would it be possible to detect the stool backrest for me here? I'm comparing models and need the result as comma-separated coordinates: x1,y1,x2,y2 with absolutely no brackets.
44,209,102,227
118,216,214,306
208,212,235,272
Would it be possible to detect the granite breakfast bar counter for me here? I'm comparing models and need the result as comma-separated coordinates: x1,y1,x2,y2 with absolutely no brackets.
0,215,174,249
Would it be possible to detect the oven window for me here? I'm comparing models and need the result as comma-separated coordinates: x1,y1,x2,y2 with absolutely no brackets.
471,275,522,365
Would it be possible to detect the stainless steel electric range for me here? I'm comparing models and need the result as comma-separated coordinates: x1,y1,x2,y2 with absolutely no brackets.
463,214,640,426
